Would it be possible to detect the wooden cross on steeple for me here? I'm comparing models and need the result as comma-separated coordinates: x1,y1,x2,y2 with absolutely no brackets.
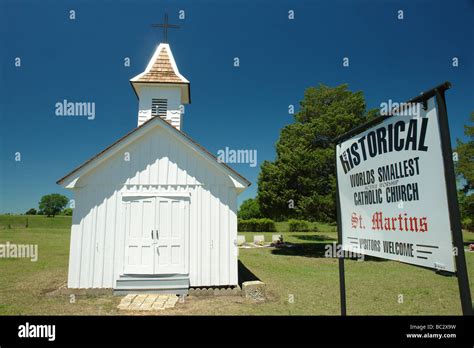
151,13,180,43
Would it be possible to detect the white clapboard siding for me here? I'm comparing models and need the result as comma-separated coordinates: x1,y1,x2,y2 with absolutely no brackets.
67,125,240,288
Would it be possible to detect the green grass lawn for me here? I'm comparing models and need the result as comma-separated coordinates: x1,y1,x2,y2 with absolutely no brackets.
273,221,337,233
0,215,473,315
0,214,72,229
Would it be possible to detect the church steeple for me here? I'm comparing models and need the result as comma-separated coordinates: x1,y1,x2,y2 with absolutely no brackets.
130,41,190,129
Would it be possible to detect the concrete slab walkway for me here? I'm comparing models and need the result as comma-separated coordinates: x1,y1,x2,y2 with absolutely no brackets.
117,294,179,311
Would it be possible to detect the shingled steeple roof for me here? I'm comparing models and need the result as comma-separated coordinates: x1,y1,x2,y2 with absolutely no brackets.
130,43,190,103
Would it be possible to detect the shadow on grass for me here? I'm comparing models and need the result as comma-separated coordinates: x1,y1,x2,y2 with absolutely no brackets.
238,260,261,287
271,242,327,258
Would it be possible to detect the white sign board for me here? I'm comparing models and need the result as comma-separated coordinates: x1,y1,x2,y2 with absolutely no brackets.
336,96,456,272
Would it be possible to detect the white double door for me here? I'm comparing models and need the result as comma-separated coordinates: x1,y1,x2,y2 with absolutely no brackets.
123,196,188,275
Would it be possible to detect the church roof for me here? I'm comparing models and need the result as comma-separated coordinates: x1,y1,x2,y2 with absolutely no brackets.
130,43,189,84
134,45,186,83
56,115,251,189
130,43,190,103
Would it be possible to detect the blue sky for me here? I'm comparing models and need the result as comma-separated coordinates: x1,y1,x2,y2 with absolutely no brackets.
0,0,472,213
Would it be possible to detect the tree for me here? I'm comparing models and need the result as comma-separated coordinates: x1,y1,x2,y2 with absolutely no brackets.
457,191,474,231
455,112,474,192
39,194,69,217
455,112,474,230
238,198,262,219
25,208,37,215
257,84,377,222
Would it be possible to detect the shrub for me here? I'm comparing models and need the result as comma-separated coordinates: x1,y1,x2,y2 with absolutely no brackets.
238,218,276,232
462,217,473,232
238,198,262,219
62,208,73,216
25,208,37,215
288,219,311,232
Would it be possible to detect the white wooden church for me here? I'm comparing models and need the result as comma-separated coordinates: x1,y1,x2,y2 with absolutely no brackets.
57,40,250,294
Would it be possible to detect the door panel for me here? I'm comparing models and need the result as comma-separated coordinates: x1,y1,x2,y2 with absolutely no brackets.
123,195,188,275
155,197,187,274
124,198,155,274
